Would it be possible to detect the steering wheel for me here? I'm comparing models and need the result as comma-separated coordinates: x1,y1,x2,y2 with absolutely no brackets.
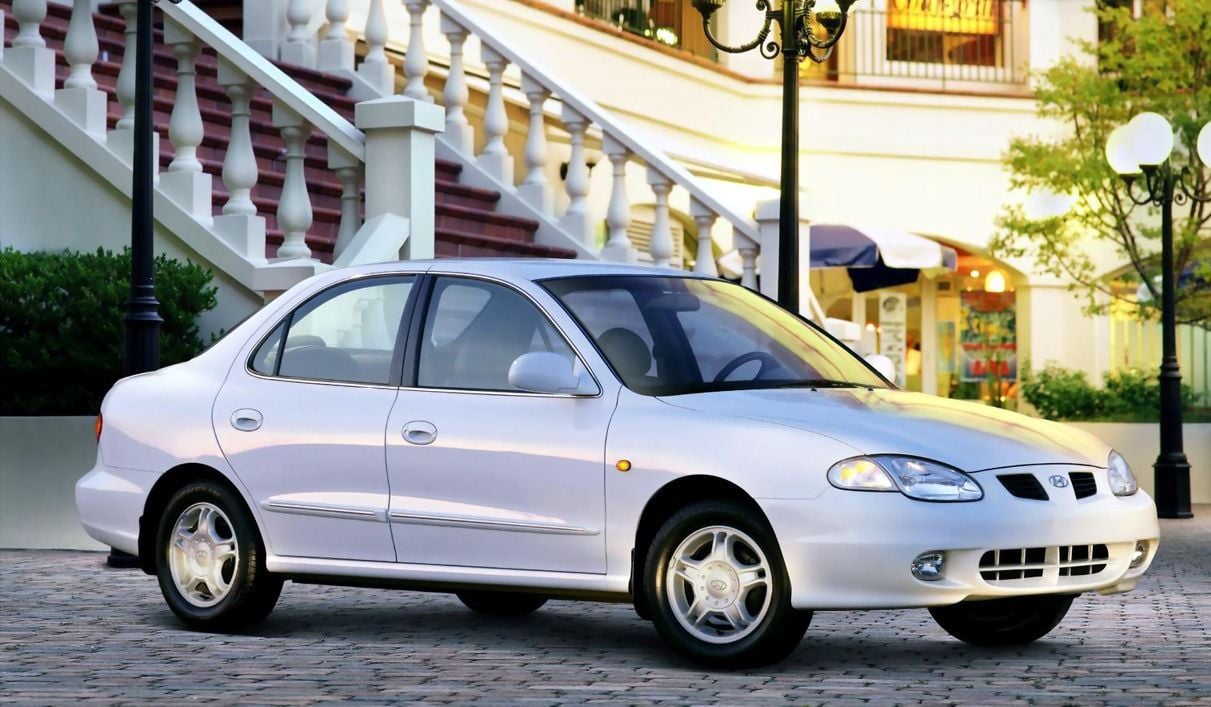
713,351,782,383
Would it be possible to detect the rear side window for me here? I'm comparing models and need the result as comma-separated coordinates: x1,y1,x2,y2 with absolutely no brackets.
250,276,416,385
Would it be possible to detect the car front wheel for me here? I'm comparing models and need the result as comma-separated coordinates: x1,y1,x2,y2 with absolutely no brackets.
645,501,811,668
929,594,1075,646
155,481,282,631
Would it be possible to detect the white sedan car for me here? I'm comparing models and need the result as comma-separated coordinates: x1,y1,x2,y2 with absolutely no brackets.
77,259,1159,667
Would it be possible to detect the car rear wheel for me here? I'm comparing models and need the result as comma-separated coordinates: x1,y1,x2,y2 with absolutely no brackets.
456,590,548,617
156,481,282,631
929,594,1075,646
645,501,811,668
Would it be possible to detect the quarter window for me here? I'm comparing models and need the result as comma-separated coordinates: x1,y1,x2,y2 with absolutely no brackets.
250,277,416,385
417,278,575,392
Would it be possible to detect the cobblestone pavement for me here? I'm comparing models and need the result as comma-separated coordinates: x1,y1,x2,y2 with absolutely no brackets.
2,511,1209,706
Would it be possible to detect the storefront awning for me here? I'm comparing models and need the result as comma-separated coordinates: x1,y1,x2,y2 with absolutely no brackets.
810,224,958,293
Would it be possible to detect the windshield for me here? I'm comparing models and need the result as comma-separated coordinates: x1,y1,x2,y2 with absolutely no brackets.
542,275,888,396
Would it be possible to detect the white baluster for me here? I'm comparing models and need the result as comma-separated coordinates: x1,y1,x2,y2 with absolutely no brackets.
738,237,759,290
518,74,551,215
559,105,593,249
281,0,317,68
115,1,137,130
318,0,355,73
9,0,54,95
440,14,472,155
55,0,106,135
403,0,431,101
12,0,47,47
646,169,674,268
478,46,513,186
689,198,719,276
328,146,363,256
213,59,267,262
63,0,98,89
273,103,314,260
160,20,212,218
358,0,393,94
600,135,637,263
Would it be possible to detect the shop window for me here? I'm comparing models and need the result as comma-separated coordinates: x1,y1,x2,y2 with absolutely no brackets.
885,0,1007,69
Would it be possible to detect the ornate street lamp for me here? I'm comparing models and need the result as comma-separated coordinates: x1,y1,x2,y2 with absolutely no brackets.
1105,112,1211,519
691,0,858,311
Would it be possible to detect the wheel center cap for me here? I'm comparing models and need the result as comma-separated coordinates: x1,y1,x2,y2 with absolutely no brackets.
701,561,740,607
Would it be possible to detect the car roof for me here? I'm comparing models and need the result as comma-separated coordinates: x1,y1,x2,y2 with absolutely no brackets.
331,258,709,283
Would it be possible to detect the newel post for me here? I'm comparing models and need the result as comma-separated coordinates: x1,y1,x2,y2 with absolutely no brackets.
754,198,811,313
355,96,446,260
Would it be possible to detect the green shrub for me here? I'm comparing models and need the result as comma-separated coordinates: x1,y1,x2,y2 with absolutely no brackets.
0,248,217,415
1022,363,1204,422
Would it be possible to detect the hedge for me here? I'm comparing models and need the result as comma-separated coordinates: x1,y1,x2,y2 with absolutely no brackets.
0,248,217,415
1021,363,1205,422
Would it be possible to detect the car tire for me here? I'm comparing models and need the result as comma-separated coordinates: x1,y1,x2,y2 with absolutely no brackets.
456,590,548,617
644,501,811,668
929,594,1075,646
155,481,283,631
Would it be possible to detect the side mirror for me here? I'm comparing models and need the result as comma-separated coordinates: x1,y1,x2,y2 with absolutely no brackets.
508,352,599,396
864,353,896,382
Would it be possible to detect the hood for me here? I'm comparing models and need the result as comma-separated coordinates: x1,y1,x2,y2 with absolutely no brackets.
657,388,1110,472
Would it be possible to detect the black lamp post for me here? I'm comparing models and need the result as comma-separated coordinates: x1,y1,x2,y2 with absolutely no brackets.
1106,113,1211,519
124,0,163,379
691,0,856,312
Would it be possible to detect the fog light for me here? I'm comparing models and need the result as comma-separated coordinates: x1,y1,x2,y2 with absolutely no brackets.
1130,541,1149,569
911,552,946,581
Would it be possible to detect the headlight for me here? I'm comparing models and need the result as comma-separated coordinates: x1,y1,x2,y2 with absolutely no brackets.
827,456,983,502
1107,450,1139,497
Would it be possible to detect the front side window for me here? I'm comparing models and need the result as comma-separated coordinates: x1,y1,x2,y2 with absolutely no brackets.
544,276,887,396
250,276,416,385
416,277,575,392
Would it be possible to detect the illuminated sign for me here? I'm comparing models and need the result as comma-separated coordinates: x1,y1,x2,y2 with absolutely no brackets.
887,0,1002,35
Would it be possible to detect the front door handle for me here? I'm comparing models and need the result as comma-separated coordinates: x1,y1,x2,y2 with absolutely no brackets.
231,408,263,432
402,420,437,446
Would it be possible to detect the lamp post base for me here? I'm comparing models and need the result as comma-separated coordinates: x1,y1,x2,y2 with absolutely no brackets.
1153,455,1193,519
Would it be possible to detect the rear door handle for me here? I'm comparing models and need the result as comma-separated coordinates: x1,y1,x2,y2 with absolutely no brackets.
231,409,263,432
402,420,437,446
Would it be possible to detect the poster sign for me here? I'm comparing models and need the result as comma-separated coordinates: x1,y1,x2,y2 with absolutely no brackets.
878,292,908,387
887,0,1002,35
959,291,1017,383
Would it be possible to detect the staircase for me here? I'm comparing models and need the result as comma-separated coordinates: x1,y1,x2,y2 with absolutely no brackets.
1,0,575,263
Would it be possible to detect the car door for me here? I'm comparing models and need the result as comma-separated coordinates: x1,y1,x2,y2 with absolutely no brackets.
213,275,419,562
385,274,612,574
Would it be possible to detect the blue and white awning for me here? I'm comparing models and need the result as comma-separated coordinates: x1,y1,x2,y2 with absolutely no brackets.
809,224,958,271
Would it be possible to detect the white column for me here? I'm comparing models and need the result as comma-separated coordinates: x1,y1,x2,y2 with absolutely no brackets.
600,134,636,263
439,14,473,155
280,0,317,68
355,96,446,260
517,74,552,216
558,105,593,249
478,45,513,185
690,198,718,276
402,0,431,102
328,146,363,257
114,1,136,130
160,20,212,219
213,58,266,262
9,0,55,96
55,0,107,135
273,103,314,260
646,168,674,268
357,0,394,94
737,234,759,291
754,198,812,315
318,0,355,73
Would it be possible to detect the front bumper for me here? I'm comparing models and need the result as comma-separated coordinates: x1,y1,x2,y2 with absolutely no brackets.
761,466,1160,610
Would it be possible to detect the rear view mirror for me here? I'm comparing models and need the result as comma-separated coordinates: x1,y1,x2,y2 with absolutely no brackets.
508,352,599,396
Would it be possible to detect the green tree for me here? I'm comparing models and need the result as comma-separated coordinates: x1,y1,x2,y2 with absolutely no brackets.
991,2,1210,326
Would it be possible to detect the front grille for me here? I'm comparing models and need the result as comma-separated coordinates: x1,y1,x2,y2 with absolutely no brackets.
980,544,1112,584
998,474,1048,500
1070,471,1098,499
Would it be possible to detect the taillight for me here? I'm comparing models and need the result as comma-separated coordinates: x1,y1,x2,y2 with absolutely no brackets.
95,414,103,444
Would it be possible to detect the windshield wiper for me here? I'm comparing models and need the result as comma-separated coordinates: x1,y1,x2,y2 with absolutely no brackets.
764,379,866,389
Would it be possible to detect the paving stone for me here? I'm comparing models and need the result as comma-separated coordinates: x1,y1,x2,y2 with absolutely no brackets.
2,510,1209,704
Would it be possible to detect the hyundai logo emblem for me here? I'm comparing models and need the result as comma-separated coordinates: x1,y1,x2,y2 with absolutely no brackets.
1049,474,1070,489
